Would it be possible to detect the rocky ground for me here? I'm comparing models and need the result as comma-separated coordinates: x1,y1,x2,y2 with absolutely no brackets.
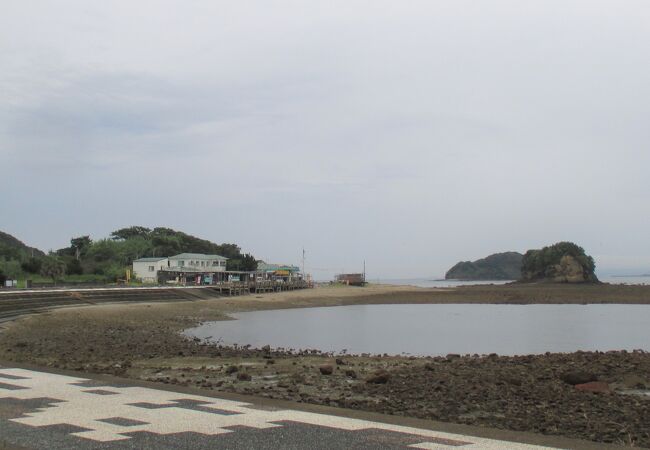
0,284,649,447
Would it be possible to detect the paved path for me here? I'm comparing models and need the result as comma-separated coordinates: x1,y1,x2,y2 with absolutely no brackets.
0,366,567,450
0,285,210,295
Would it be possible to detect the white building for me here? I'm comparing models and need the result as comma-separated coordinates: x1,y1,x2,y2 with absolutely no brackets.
132,253,228,284
167,253,227,273
132,257,169,283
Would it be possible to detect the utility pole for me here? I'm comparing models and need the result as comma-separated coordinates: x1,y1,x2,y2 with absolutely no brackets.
363,260,366,283
302,248,306,279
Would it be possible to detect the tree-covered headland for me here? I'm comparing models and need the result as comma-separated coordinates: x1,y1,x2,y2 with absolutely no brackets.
445,252,523,280
0,227,257,286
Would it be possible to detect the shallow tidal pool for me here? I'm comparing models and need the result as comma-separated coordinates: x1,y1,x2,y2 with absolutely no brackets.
185,304,650,356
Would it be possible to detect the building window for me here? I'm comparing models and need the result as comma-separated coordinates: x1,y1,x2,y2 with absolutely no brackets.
179,261,185,267
220,261,226,267
212,261,218,266
201,261,205,267
148,266,155,272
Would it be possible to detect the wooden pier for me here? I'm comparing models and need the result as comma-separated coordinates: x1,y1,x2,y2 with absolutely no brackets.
214,280,310,296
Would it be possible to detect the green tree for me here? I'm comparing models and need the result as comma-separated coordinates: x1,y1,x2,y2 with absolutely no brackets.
239,253,258,271
102,263,127,282
40,256,66,285
215,243,243,260
226,259,241,271
150,233,181,257
0,259,22,279
115,237,153,265
0,243,21,261
87,239,119,262
21,256,43,274
70,236,92,260
49,226,257,281
65,257,84,275
110,226,151,240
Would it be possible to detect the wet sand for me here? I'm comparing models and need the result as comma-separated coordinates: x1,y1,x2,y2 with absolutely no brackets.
0,283,649,447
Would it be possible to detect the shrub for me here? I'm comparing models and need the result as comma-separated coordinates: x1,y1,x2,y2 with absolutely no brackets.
65,258,84,275
21,257,43,274
40,255,67,284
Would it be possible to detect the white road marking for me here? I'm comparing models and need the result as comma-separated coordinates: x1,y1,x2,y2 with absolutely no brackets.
0,368,561,448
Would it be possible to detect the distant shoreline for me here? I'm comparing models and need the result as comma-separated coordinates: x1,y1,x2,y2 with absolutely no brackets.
609,274,650,278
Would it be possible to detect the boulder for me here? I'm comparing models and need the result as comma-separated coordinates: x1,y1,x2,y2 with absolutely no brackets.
366,370,390,384
560,371,597,385
236,372,252,381
319,364,334,375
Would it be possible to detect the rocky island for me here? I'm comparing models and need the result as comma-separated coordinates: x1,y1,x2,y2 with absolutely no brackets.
521,241,598,283
445,251,523,280
445,242,598,283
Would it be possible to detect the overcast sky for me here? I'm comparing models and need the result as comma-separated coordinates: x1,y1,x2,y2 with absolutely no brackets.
1,1,649,279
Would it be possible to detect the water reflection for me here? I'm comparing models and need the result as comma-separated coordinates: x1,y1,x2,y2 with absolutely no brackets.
186,304,650,356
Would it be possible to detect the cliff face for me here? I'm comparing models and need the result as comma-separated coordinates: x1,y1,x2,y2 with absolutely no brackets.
445,252,523,280
520,242,598,283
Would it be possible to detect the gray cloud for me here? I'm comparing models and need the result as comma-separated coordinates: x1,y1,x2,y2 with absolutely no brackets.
1,0,650,278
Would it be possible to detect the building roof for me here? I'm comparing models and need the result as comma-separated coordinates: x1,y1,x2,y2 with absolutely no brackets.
257,262,300,272
133,257,168,262
169,253,228,261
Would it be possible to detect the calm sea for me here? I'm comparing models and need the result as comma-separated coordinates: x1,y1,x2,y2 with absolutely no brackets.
374,275,650,288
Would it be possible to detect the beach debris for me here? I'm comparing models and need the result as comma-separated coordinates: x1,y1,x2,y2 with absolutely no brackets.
575,381,611,393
